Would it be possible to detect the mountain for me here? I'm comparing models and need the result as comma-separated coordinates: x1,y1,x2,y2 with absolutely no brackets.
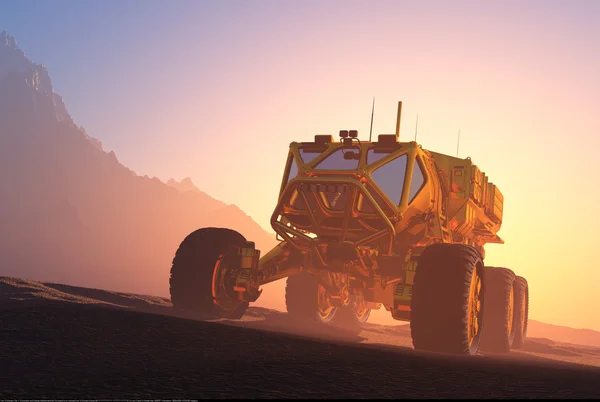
0,30,279,300
166,177,202,193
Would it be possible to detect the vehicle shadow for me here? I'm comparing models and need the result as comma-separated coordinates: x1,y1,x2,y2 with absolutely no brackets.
220,307,369,344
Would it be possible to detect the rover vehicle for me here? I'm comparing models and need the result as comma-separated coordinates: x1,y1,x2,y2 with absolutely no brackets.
169,102,529,355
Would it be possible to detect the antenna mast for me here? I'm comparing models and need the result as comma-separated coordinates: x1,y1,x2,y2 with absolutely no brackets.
369,97,375,142
395,101,403,138
414,114,419,142
456,129,461,157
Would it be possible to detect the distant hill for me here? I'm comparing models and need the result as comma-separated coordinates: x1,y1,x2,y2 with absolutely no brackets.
527,319,600,349
0,30,278,299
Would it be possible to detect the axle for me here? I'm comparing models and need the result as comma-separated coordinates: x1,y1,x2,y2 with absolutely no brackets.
217,239,420,321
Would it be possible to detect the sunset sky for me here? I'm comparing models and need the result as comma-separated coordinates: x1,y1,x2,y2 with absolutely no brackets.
1,0,599,331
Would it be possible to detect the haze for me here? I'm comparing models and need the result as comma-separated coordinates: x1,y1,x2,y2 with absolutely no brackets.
1,0,599,331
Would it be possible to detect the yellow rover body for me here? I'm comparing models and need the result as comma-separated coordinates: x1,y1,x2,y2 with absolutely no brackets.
169,102,529,356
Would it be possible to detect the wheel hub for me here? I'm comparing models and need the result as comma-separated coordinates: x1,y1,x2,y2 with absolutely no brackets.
211,244,262,314
353,292,369,320
317,284,336,320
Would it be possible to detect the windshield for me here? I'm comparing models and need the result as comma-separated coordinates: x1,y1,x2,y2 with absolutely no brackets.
314,148,360,170
298,148,321,164
284,147,413,206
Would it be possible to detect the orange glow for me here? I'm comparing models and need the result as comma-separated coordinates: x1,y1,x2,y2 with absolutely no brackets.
2,2,598,332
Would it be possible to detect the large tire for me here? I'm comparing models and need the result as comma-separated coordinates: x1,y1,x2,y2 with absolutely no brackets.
285,272,337,323
169,227,249,319
479,266,516,353
512,276,529,349
410,243,485,355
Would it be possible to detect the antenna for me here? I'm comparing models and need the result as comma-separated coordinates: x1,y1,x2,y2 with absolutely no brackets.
414,113,419,142
368,97,375,142
395,101,403,138
456,129,461,157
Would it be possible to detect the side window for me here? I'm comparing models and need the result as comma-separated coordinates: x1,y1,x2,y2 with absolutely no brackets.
408,159,425,203
366,148,392,165
287,157,298,184
370,154,408,205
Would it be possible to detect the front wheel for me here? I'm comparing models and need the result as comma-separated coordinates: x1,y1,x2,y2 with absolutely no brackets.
169,227,250,319
410,243,485,355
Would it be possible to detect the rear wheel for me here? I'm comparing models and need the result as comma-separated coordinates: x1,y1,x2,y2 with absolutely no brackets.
332,293,371,334
410,243,485,355
512,276,529,349
285,272,338,323
169,227,249,318
479,267,516,353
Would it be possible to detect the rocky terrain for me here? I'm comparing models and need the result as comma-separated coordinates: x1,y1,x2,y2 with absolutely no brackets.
1,276,599,399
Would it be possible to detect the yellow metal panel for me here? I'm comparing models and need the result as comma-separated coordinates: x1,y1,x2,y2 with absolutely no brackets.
485,183,504,223
405,271,415,285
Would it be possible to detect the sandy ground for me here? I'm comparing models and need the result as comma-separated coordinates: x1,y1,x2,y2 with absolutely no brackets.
1,276,599,399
